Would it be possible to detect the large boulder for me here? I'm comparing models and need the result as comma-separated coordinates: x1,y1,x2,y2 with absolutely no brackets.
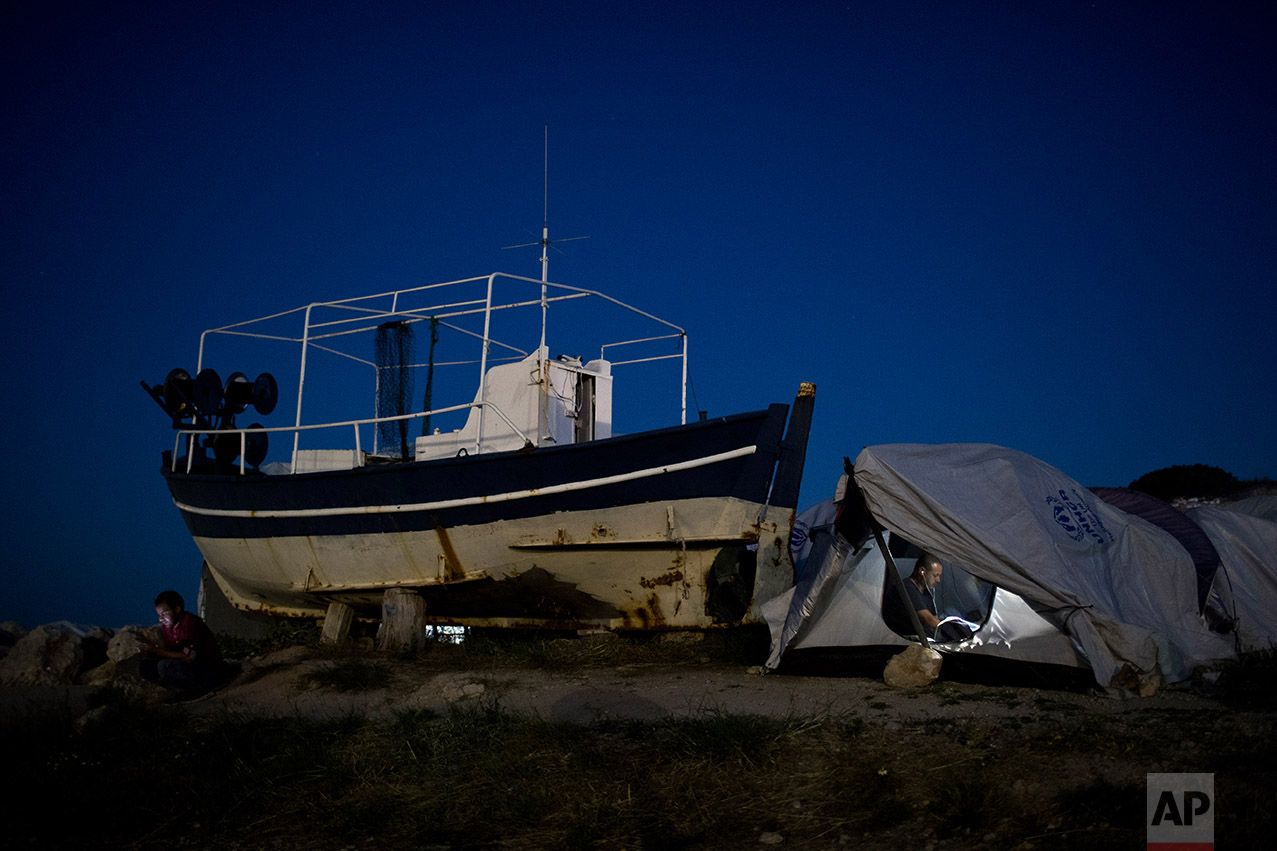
0,621,29,661
80,659,119,686
108,625,160,662
110,669,172,706
883,644,943,688
51,622,113,673
0,624,86,686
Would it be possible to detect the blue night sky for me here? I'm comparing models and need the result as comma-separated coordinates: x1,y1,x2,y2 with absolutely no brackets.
3,1,1274,629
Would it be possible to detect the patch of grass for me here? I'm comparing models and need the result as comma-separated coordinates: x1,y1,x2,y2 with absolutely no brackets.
957,718,994,747
213,632,264,661
844,761,913,831
217,622,770,673
932,768,1003,836
1214,647,1277,709
215,618,322,661
1,702,877,849
837,713,866,737
1052,776,1144,840
299,658,393,692
1029,714,1115,750
449,625,770,671
5,647,1271,851
932,684,1023,708
230,660,290,686
655,709,817,765
1034,695,1079,711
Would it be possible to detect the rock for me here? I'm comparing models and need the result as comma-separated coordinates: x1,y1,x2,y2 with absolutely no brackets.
108,625,160,662
75,705,110,732
883,644,943,688
759,831,784,844
80,659,119,686
0,624,86,686
111,671,172,706
438,675,485,701
80,633,111,673
0,621,28,645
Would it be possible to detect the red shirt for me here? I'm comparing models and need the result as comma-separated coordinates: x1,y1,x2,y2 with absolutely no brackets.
160,611,223,666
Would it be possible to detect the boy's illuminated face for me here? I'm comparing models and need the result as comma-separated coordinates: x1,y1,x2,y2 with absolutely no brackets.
156,603,179,628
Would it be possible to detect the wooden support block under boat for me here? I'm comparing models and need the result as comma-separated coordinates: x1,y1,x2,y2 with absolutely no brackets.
320,601,355,645
381,587,428,652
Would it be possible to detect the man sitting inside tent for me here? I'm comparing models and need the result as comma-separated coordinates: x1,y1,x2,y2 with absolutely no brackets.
883,553,943,639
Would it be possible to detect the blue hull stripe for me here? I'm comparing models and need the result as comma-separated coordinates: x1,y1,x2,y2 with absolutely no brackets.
165,405,790,540
176,446,756,518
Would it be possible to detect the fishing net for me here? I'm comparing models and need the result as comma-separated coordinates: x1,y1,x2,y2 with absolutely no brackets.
375,321,415,458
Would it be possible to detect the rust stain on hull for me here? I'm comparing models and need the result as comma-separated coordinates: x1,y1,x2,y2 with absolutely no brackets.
639,569,685,589
619,592,667,629
432,515,466,582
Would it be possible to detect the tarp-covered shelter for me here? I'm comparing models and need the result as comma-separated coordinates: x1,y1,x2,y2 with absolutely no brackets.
1089,487,1223,614
1221,495,1277,524
1187,503,1277,652
763,514,1089,672
766,444,1239,691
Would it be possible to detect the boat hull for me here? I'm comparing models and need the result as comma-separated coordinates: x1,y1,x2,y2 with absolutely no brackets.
165,405,804,629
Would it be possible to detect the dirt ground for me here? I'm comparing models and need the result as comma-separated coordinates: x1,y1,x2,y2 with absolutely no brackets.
4,642,1274,849
0,642,1248,727
167,645,1214,727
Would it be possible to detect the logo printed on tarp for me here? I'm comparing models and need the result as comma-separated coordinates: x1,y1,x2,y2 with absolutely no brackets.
1147,773,1213,850
1046,488,1114,544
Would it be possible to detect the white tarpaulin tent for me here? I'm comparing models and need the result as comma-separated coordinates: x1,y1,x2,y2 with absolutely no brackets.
1219,495,1277,525
1187,504,1277,652
766,444,1238,690
763,522,1088,670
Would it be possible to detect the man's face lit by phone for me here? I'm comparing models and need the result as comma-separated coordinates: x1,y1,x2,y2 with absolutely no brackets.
156,604,178,628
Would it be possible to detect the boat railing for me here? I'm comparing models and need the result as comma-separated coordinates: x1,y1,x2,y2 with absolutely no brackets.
194,273,689,428
171,399,530,475
169,274,691,473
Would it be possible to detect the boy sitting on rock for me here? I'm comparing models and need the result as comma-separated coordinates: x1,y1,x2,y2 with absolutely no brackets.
140,590,224,697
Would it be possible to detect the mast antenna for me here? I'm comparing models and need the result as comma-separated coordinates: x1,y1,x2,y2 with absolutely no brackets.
502,125,588,283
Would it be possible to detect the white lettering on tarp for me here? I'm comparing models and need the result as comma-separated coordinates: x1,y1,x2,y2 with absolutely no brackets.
1046,488,1114,545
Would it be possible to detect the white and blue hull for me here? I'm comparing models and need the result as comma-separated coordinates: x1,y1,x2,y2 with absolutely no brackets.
166,401,813,629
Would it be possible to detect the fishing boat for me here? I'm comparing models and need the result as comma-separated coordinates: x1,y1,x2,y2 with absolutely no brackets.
144,263,814,631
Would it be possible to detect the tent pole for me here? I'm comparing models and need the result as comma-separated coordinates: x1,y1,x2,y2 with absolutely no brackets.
874,525,931,650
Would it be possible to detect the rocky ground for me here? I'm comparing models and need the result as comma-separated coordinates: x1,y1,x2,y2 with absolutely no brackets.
124,644,1237,727
3,622,1275,849
0,622,1237,726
